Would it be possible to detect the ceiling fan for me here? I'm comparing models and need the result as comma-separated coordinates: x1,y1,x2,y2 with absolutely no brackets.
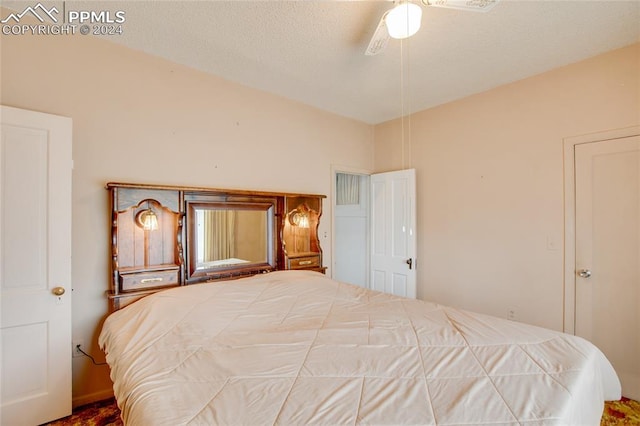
365,0,499,56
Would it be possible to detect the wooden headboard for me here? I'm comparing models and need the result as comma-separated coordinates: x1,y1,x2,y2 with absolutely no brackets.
106,182,326,311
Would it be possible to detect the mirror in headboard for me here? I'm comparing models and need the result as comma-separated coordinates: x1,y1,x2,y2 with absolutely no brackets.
185,194,278,283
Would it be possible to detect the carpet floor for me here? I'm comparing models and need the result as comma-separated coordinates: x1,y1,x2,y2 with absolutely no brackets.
601,397,640,425
43,396,640,425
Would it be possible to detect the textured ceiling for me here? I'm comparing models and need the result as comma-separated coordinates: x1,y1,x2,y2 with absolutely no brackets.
4,1,640,124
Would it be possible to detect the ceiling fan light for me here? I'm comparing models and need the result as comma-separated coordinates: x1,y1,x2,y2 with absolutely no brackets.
386,2,422,39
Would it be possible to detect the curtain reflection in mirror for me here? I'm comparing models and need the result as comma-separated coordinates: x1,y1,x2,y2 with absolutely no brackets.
200,210,237,262
204,210,236,260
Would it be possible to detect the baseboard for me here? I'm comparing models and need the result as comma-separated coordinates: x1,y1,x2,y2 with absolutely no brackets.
72,388,115,408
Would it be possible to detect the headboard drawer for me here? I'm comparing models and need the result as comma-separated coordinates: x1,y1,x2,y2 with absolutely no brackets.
120,269,179,291
288,255,320,269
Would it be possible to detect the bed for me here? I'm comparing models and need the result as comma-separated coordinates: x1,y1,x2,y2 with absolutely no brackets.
99,270,620,425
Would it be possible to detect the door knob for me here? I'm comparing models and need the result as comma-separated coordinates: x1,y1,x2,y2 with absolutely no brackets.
578,269,592,278
51,286,66,296
406,258,413,270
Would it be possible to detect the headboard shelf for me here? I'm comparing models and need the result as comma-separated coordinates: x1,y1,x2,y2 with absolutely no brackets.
107,182,326,311
106,182,325,200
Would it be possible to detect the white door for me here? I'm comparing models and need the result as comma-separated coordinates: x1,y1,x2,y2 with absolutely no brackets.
1,106,72,424
575,135,639,400
370,169,416,298
334,172,369,288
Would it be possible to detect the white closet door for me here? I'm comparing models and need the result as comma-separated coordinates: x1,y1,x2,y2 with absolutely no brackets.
1,106,73,424
575,135,640,400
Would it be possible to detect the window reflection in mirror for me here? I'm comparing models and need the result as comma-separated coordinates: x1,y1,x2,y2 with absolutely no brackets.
194,208,268,270
185,198,277,284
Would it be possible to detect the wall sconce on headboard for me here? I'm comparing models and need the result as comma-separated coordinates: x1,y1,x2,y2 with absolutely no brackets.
289,207,310,229
135,206,159,231
296,213,310,229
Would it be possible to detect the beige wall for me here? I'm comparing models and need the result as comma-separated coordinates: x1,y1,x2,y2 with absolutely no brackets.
375,43,640,331
1,29,373,404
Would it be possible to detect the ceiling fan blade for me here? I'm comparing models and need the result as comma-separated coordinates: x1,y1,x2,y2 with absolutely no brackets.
423,0,499,12
365,12,390,56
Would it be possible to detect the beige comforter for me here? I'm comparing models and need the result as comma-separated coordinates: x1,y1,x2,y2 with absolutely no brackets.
99,270,620,425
